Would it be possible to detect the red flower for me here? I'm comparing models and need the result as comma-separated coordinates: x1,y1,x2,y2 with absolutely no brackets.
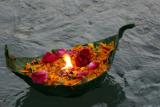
42,52,59,63
75,48,91,67
31,70,48,84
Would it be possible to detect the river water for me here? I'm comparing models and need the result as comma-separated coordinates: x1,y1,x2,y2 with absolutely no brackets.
0,0,160,107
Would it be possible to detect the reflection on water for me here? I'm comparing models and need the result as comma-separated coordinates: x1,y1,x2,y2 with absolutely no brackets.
17,74,125,107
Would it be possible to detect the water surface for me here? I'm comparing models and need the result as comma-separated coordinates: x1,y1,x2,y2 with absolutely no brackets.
0,0,160,107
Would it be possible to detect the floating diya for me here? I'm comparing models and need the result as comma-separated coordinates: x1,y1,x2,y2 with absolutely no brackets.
5,24,135,97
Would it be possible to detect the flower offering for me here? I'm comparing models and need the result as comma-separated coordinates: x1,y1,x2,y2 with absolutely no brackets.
5,24,135,96
20,42,114,86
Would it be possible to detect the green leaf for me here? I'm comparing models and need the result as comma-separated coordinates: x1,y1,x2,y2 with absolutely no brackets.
5,23,135,97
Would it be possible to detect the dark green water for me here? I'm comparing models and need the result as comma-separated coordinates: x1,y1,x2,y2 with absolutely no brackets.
18,76,125,107
0,0,160,107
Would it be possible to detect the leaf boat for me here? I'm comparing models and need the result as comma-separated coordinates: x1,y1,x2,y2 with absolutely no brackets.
5,24,135,97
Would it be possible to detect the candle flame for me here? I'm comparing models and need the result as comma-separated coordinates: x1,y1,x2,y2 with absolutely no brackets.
62,54,73,70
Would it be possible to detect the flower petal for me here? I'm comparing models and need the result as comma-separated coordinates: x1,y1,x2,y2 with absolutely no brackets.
77,71,89,77
88,62,99,69
75,48,91,67
42,52,58,63
56,48,67,57
31,70,48,84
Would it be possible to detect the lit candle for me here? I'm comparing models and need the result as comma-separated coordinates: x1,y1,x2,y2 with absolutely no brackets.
62,54,73,71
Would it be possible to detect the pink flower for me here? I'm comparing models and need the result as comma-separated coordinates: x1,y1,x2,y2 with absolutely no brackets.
77,71,89,78
67,50,75,56
42,52,59,63
88,62,99,69
75,48,91,67
55,48,67,57
31,70,48,84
